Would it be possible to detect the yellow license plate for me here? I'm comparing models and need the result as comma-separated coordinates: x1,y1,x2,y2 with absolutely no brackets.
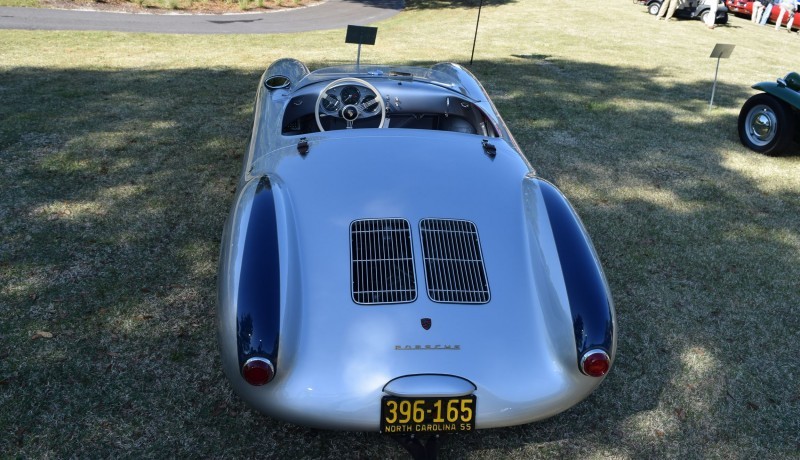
380,396,476,434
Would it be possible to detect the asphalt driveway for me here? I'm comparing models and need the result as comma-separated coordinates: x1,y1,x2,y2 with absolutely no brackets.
0,0,404,34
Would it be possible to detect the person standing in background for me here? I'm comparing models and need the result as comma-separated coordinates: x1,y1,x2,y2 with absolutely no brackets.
760,0,776,24
775,0,797,31
705,0,719,28
752,0,766,22
657,0,680,19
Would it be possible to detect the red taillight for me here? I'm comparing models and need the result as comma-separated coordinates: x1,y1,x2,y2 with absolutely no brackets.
242,357,275,386
580,350,610,377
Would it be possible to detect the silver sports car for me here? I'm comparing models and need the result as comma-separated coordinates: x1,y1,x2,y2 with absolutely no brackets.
218,58,616,438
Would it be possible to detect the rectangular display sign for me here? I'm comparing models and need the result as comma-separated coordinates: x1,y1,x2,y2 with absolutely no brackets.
345,25,378,45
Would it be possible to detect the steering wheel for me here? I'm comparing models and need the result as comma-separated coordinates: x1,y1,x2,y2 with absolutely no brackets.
314,77,386,132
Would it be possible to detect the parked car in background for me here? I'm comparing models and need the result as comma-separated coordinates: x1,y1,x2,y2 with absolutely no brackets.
738,72,800,155
725,0,800,29
642,0,729,23
725,0,754,15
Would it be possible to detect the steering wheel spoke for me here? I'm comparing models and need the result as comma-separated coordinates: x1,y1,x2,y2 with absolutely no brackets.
362,97,378,112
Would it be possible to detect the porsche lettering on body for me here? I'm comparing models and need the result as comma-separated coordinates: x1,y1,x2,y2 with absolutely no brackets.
394,345,461,351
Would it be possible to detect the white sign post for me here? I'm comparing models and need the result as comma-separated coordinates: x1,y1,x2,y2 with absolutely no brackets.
346,25,378,72
709,43,735,109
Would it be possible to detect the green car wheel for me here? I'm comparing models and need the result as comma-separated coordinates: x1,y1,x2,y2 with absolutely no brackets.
738,93,796,156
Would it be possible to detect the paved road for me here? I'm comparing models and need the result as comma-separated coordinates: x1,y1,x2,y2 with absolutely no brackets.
0,0,404,34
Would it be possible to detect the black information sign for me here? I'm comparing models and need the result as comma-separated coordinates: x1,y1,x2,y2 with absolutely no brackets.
345,25,378,45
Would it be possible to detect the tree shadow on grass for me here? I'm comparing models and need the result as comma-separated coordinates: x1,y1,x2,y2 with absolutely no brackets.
0,65,262,456
453,56,800,458
340,0,406,9
0,56,798,457
339,0,517,11
403,0,517,9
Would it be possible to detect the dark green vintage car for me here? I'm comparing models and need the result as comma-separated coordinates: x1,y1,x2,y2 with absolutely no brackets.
738,72,800,156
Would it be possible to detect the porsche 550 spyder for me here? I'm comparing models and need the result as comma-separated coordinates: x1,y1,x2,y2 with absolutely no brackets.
218,59,616,439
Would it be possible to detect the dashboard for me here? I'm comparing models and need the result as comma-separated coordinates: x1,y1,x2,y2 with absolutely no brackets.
280,78,498,137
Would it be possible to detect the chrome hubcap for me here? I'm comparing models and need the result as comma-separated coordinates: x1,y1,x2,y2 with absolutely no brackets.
746,105,777,146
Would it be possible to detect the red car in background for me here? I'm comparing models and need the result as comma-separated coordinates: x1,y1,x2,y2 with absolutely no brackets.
726,0,800,29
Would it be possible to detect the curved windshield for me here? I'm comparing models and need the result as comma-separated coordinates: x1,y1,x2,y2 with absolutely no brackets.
295,65,467,96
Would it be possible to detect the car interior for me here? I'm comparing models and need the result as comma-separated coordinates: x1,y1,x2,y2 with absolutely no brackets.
279,77,500,137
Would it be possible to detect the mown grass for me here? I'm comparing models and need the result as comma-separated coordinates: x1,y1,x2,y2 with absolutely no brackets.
0,0,308,11
0,0,39,6
1,1,800,458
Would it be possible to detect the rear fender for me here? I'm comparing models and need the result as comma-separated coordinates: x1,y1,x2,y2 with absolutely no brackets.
236,176,281,373
218,175,282,383
535,179,616,367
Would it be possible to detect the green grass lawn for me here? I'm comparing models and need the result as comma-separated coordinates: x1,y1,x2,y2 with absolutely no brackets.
0,0,312,12
0,0,39,6
1,1,800,457
0,0,38,6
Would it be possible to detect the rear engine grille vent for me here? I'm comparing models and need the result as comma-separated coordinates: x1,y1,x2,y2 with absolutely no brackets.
420,219,490,303
351,219,417,305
